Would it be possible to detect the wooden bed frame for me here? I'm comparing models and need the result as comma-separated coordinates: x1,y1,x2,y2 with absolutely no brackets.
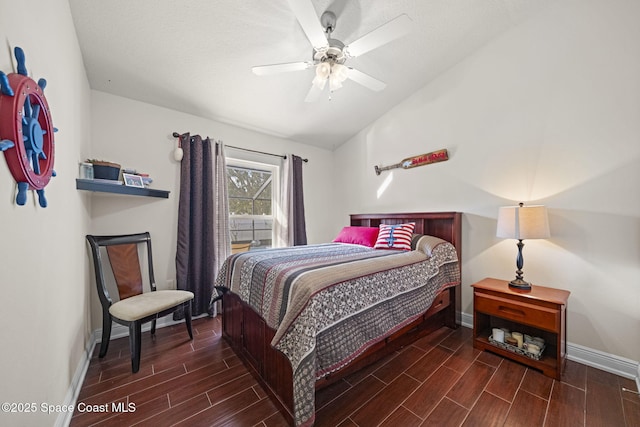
221,212,462,425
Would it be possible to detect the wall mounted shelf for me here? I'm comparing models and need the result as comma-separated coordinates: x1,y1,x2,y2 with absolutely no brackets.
76,179,170,199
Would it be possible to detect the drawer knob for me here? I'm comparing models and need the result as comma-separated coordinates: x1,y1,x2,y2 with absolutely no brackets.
498,305,526,317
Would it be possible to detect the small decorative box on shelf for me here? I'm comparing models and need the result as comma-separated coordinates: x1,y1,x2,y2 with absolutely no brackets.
488,334,545,361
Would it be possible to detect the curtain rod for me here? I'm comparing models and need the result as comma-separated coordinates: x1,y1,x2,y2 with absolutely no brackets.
172,132,308,162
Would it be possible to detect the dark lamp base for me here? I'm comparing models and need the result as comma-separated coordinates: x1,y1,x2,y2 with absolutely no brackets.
509,278,532,291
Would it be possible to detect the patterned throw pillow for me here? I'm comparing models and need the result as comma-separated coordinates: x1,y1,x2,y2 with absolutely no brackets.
374,223,416,250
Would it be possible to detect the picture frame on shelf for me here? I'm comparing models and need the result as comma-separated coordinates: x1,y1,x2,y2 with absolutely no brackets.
123,173,144,188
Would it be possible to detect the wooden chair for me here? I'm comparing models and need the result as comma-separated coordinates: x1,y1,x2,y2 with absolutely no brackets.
86,232,194,373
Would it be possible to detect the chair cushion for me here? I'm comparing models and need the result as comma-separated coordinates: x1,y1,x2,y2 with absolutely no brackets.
109,290,194,322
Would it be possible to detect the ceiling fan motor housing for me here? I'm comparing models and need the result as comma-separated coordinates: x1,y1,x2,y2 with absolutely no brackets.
312,11,346,65
314,38,345,64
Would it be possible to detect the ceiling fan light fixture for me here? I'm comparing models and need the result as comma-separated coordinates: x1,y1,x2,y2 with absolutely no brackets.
329,75,343,92
312,73,328,90
315,62,331,79
254,2,411,101
332,63,348,82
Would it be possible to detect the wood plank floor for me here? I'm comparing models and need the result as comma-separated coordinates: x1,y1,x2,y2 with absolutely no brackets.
71,316,640,426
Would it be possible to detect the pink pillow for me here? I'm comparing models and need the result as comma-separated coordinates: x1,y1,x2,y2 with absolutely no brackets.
333,227,380,247
374,223,416,251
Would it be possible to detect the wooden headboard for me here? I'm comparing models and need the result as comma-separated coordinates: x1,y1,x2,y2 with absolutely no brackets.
349,212,462,262
350,211,463,326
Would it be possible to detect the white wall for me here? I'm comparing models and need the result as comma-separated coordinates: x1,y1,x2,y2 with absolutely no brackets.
1,4,636,424
333,0,640,364
87,91,334,329
0,0,92,425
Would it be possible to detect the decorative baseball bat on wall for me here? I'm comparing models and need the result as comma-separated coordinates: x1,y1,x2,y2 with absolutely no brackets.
374,149,449,175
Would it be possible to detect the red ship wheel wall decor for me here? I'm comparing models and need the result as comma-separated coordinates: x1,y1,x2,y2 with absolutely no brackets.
0,47,57,207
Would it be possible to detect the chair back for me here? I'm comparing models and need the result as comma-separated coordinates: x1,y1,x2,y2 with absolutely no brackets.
106,243,143,299
87,232,156,308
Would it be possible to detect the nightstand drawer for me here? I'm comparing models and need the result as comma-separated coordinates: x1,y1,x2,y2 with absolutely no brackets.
474,293,559,331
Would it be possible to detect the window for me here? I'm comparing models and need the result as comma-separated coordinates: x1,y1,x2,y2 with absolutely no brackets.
226,158,278,251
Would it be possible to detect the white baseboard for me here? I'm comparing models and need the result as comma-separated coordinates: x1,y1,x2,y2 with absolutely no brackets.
56,313,209,427
55,332,97,427
567,342,639,381
459,311,639,381
99,310,214,342
461,311,473,329
98,313,194,342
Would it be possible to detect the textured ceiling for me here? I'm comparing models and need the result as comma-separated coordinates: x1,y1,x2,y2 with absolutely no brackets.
69,0,550,150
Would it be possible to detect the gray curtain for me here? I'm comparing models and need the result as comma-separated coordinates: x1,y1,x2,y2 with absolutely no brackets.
175,133,230,318
275,154,307,246
290,155,307,245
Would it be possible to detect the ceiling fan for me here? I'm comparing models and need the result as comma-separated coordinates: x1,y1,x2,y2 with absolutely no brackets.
252,0,412,102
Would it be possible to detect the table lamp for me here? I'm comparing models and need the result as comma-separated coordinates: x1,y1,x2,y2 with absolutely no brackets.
496,202,550,290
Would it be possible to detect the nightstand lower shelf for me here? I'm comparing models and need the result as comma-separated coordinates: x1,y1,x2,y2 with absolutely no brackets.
474,332,559,378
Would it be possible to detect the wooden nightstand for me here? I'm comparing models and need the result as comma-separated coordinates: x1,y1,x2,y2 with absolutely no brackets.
472,277,570,379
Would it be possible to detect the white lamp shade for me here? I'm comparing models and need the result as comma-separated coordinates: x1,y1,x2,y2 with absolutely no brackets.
496,204,550,240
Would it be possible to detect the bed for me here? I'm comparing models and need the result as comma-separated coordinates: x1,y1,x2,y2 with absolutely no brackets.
215,212,462,426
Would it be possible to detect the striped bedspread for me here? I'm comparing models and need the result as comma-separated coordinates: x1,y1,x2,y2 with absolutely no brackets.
213,235,460,426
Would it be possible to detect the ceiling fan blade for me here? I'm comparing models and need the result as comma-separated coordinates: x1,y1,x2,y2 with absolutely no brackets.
345,14,412,57
347,68,386,91
304,83,323,103
287,0,328,49
252,61,312,76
